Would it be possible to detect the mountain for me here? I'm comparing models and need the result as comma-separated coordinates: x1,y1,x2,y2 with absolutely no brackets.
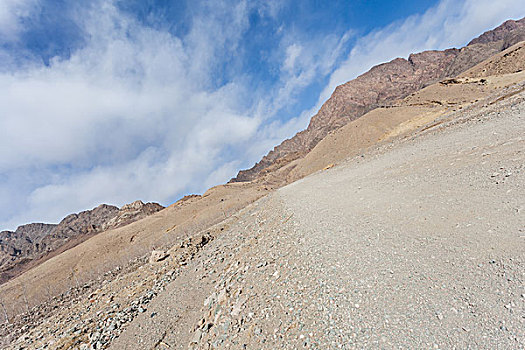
0,201,163,284
1,17,525,349
282,40,525,182
231,17,525,183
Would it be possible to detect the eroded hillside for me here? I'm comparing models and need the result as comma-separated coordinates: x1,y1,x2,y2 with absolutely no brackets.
1,18,525,350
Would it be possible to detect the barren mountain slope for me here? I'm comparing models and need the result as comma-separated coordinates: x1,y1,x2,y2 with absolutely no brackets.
0,223,56,268
0,204,120,284
0,182,271,332
2,19,522,292
0,201,164,285
463,40,525,78
2,19,525,350
107,80,525,350
102,201,164,231
232,17,525,183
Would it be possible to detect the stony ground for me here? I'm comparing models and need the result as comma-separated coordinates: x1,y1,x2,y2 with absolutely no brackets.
4,87,525,349
110,90,524,349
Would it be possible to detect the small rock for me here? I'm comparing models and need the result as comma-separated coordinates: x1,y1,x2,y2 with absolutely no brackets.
191,329,203,344
218,289,228,305
204,293,216,307
149,250,169,263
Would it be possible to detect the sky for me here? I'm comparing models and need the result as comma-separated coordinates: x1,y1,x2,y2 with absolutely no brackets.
0,0,524,230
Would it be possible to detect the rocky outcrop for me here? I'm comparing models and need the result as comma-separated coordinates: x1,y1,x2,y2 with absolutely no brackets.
149,250,169,264
102,200,164,231
0,201,164,284
37,204,120,252
231,17,525,182
0,223,56,265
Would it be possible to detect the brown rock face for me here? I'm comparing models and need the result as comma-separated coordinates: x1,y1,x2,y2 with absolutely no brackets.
231,17,525,183
0,204,119,284
38,204,120,251
468,18,525,47
102,200,164,231
0,201,164,284
0,223,56,264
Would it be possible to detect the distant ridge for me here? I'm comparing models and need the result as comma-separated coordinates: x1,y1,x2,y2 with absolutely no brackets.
231,17,525,183
0,200,163,284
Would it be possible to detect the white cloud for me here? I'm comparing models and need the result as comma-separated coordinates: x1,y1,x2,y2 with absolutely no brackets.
0,0,343,230
0,0,39,41
264,29,352,124
283,44,302,73
0,0,265,228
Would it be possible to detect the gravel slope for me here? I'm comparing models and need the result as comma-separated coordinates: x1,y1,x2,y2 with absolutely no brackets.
109,92,524,349
267,102,525,349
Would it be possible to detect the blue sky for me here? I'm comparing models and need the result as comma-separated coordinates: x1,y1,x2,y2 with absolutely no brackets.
0,0,524,230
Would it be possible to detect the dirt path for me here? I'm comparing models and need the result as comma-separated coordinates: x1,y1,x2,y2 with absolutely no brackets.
111,95,524,349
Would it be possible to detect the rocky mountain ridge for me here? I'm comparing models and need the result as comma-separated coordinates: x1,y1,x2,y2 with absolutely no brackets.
232,17,525,182
0,200,163,284
1,16,525,349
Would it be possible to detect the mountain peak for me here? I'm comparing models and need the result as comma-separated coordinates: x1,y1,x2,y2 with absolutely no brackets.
468,17,525,46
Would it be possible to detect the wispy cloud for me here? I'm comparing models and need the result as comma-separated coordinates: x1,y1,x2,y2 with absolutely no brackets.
0,0,39,41
0,0,258,228
0,0,347,229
